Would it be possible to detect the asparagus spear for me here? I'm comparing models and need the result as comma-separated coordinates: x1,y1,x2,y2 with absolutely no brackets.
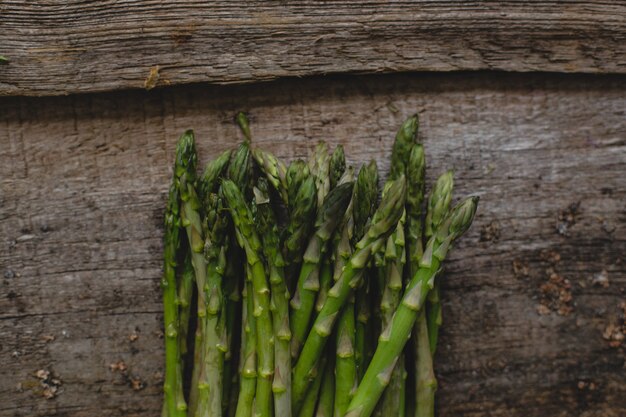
283,160,317,271
379,211,406,416
389,115,418,181
290,182,353,359
253,148,289,204
228,142,253,197
162,178,186,417
346,196,478,417
292,176,406,413
253,178,293,417
199,150,232,201
235,278,257,417
405,145,426,278
329,145,346,190
235,111,251,143
308,142,332,209
352,161,379,380
414,170,453,417
317,167,354,312
404,144,425,417
222,179,275,417
196,192,228,417
174,130,207,416
333,167,366,417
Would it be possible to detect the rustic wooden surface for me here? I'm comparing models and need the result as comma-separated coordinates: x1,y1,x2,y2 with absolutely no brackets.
0,72,625,416
1,1,626,96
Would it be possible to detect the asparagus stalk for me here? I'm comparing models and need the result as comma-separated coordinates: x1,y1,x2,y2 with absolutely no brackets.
405,145,426,279
290,182,353,359
192,149,232,417
299,356,328,417
334,299,357,417
379,211,406,416
292,176,406,413
176,251,194,414
177,251,194,357
318,166,354,312
346,196,478,417
352,161,380,380
235,278,257,417
162,177,186,417
174,130,208,416
222,179,275,417
315,259,334,314
426,283,442,354
253,178,293,417
196,192,228,417
223,243,243,417
333,166,368,417
404,144,425,417
414,171,453,417
316,356,336,417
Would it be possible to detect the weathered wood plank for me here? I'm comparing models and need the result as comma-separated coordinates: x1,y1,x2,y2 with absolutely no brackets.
1,1,626,96
0,72,625,417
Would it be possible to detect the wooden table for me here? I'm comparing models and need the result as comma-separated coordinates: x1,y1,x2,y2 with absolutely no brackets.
1,2,625,416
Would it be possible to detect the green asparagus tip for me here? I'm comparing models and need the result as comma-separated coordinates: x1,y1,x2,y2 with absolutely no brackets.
315,182,354,230
174,130,197,177
199,149,232,199
227,142,252,193
400,114,419,138
235,112,251,143
366,175,407,241
389,115,419,180
330,145,346,189
352,162,380,243
425,170,454,238
446,196,479,240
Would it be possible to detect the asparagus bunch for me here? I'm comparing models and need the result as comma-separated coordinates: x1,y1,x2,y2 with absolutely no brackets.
161,114,479,417
346,197,478,417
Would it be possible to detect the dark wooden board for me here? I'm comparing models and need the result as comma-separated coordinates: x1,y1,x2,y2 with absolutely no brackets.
0,72,625,416
1,1,626,96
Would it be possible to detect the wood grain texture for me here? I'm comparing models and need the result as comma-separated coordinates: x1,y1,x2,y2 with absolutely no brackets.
1,1,626,96
0,72,625,416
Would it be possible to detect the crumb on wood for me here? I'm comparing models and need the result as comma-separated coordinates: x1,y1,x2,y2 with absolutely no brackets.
540,249,561,265
129,330,139,342
512,259,529,278
109,360,128,373
556,201,580,235
41,334,55,343
591,269,610,288
35,369,61,399
144,65,160,90
602,301,626,348
535,249,572,315
577,380,598,391
130,376,145,391
480,221,500,242
109,360,145,391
